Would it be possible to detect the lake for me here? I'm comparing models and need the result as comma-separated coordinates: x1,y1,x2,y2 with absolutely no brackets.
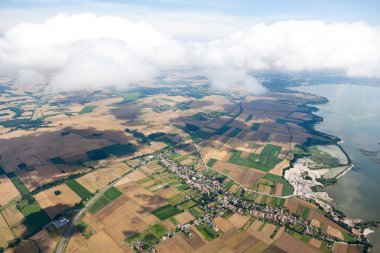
293,84,380,251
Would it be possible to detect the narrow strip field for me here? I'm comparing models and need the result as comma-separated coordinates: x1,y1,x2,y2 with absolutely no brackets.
88,187,122,214
66,180,92,200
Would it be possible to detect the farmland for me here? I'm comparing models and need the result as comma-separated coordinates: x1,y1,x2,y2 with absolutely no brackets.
88,187,123,214
7,172,30,196
0,77,365,253
228,144,283,172
16,196,51,234
78,105,97,115
65,180,92,200
151,204,182,220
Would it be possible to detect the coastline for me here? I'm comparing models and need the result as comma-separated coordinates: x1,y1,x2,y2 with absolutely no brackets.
283,86,377,251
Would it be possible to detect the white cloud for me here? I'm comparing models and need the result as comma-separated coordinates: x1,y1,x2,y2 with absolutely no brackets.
0,14,379,93
15,69,46,85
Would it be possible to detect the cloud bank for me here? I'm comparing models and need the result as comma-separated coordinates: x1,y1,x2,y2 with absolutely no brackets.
0,13,379,92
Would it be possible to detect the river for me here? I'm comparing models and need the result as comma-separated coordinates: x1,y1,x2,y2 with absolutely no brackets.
293,84,380,252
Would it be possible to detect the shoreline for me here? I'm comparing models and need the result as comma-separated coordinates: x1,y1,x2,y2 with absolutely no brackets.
283,86,378,250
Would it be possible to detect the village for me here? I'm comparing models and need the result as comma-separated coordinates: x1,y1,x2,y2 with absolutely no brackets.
125,145,358,252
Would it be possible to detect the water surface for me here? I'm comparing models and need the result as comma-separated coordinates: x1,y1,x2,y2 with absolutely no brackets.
293,84,380,251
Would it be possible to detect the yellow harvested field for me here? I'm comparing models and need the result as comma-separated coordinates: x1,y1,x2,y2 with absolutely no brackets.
227,213,250,228
67,229,129,253
16,165,78,191
229,185,239,193
155,232,194,253
244,240,269,253
333,242,363,253
0,213,14,247
183,227,207,250
327,225,344,240
203,149,229,162
214,217,235,233
213,160,265,188
95,195,158,240
174,211,195,224
227,231,258,252
31,229,57,253
117,182,167,211
35,184,81,219
273,226,285,241
254,194,263,203
113,177,131,187
285,198,299,214
309,238,322,248
273,232,322,253
248,219,262,230
313,212,350,235
126,170,147,182
196,230,257,253
81,214,105,233
311,219,321,228
258,184,271,194
269,159,290,176
274,183,283,197
0,129,113,172
1,205,27,237
247,221,274,245
9,239,39,253
0,176,20,206
260,223,276,239
77,167,124,193
155,188,180,199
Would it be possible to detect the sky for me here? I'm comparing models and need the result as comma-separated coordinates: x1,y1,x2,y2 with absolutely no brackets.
1,0,380,40
0,0,379,92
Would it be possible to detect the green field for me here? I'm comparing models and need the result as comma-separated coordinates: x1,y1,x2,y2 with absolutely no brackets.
271,197,286,207
88,187,123,214
245,115,253,122
7,172,30,196
207,158,217,168
66,180,92,200
86,143,136,160
117,92,141,104
167,194,187,205
301,206,310,219
151,204,181,220
192,130,212,140
196,224,220,241
49,157,66,164
228,128,242,138
78,105,97,115
250,123,261,131
214,125,231,135
262,173,294,196
308,146,342,168
127,224,167,247
342,231,357,243
176,184,190,191
260,194,268,204
228,144,282,172
178,200,197,210
104,187,123,200
188,206,203,218
17,197,51,234
223,179,234,190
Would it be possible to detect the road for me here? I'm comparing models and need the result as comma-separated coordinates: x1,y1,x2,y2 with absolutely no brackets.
55,172,131,253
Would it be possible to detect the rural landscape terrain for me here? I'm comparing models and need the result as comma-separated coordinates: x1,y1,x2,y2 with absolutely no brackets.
0,74,372,253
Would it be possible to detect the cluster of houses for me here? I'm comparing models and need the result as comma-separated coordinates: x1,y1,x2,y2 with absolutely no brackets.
127,148,340,252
